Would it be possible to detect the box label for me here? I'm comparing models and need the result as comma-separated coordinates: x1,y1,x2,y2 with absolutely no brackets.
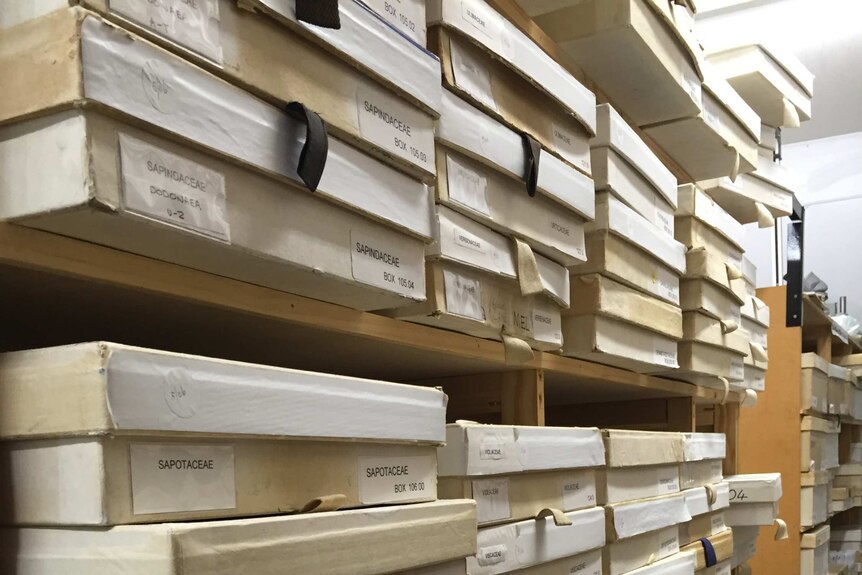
130,443,236,515
562,472,596,510
450,41,497,112
565,553,601,575
479,440,506,460
473,478,511,523
356,86,434,172
653,339,678,369
659,531,679,556
119,133,229,242
110,0,223,64
461,0,504,51
362,0,426,44
730,357,745,381
350,229,423,297
711,513,726,534
446,155,491,216
550,123,589,174
532,309,562,345
654,206,674,237
444,270,484,321
653,267,680,305
476,544,507,567
658,467,680,493
358,455,436,505
453,225,489,256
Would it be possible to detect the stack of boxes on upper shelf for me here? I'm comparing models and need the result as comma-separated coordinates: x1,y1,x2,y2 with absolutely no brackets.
0,342,477,572
0,0,450,311
741,257,770,393
390,0,597,358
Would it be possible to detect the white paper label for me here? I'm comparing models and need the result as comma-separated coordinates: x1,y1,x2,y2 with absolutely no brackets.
363,0,426,44
655,207,674,237
659,531,679,556
479,440,506,460
565,553,602,575
654,268,680,304
446,155,491,216
730,357,745,381
451,41,497,112
356,86,434,172
658,469,680,493
119,133,229,242
130,443,236,515
550,124,589,173
683,75,702,107
110,0,222,63
654,339,679,368
473,478,511,523
358,455,436,504
477,544,507,566
711,513,726,534
562,472,597,510
532,309,562,345
350,229,423,297
461,0,503,49
444,270,484,321
453,225,489,255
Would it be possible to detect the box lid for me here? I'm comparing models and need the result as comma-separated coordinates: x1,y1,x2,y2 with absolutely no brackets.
249,0,442,115
625,552,697,575
593,104,678,207
683,433,727,462
675,185,744,251
683,249,746,305
742,257,757,285
431,206,570,307
590,193,687,273
682,312,750,356
470,506,605,575
427,0,597,135
438,421,605,476
604,430,685,467
725,473,782,502
800,524,831,549
437,91,595,222
749,158,798,194
702,71,761,142
801,416,840,434
802,353,830,374
607,493,691,540
829,363,852,381
77,14,433,239
0,499,477,575
682,483,731,517
0,343,447,443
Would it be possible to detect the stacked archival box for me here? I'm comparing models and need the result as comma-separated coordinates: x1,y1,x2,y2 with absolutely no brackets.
740,257,770,392
391,0,597,354
671,185,749,390
437,422,606,574
0,1,450,311
566,105,686,373
724,473,784,568
0,342,477,573
602,431,696,575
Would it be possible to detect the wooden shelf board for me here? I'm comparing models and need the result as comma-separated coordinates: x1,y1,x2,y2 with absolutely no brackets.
0,223,730,404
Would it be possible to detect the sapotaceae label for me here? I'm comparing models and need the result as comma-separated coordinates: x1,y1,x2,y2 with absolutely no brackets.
130,443,236,515
350,229,424,297
362,0,426,44
356,86,434,173
110,0,223,64
119,134,229,241
473,478,511,523
358,455,436,504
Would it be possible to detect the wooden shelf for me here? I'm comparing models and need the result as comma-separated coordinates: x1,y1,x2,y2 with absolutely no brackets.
0,223,732,406
802,293,862,359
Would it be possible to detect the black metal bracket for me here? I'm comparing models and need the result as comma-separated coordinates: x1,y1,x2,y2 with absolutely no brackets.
774,127,783,162
784,196,804,327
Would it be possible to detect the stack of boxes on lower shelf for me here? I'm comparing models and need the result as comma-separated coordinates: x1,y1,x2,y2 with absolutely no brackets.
566,104,685,372
672,185,748,391
437,422,606,574
0,0,451,312
724,473,784,570
391,0,598,357
831,524,862,575
0,342,477,572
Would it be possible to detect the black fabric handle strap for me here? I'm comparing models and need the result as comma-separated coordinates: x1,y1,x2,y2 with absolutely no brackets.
520,132,541,198
699,537,718,567
295,0,341,29
287,101,329,192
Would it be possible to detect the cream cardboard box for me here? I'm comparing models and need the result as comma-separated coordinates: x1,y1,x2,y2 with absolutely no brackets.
431,27,592,176
803,353,832,415
706,43,814,127
623,553,697,575
605,430,685,468
643,72,761,182
0,500,478,575
681,433,726,489
675,184,745,267
744,365,767,393
0,110,429,311
802,416,841,473
566,274,683,340
742,317,769,358
599,431,687,504
505,550,602,575
801,476,831,529
680,510,728,547
436,92,594,251
681,313,750,357
674,217,744,276
437,423,605,526
829,364,854,416
801,525,831,575
684,248,748,305
742,295,771,328
592,104,678,234
603,524,681,575
699,162,795,227
518,0,704,126
680,280,743,328
598,463,681,505
435,145,589,267
605,493,692,543
0,9,434,240
0,5,439,183
468,507,605,575
428,0,597,139
673,341,746,385
361,0,426,44
1,435,441,526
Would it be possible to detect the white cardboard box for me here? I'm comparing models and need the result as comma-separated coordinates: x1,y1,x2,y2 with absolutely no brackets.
619,548,697,575
801,482,830,529
604,525,680,575
606,493,692,541
0,499,478,575
741,295,771,327
682,313,749,357
680,280,743,327
605,430,685,468
802,353,831,415
725,473,783,502
801,416,840,472
725,501,779,526
0,342,447,442
801,525,830,575
438,422,605,477
681,460,725,490
468,507,605,575
674,216,744,273
675,184,744,256
699,164,795,226
0,109,428,311
598,464,681,504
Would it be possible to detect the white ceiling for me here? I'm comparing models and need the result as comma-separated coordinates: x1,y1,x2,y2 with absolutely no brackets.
697,0,862,143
